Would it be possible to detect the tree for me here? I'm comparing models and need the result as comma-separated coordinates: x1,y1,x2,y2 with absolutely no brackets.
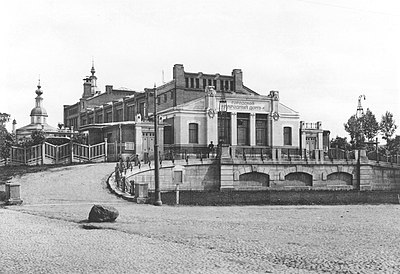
31,130,46,145
330,136,351,150
0,112,10,127
361,108,379,141
344,109,379,148
386,136,400,155
0,128,14,164
380,111,397,141
344,115,363,148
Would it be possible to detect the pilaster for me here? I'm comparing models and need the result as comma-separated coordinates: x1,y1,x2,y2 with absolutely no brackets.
231,112,237,146
250,113,256,146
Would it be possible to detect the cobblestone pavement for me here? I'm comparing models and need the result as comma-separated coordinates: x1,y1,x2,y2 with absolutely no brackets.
2,163,400,273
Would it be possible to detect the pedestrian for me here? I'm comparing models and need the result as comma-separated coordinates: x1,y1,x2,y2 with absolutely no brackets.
126,157,132,171
208,141,214,157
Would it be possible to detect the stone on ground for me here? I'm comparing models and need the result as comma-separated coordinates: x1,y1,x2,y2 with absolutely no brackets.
88,204,119,222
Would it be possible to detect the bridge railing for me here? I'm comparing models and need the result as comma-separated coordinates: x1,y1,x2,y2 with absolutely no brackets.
368,151,399,164
235,147,273,161
326,148,355,161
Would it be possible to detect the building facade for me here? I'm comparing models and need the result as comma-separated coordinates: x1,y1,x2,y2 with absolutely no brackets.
64,64,329,160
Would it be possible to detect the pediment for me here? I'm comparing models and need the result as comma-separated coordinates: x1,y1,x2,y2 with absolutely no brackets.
279,103,298,115
179,98,205,111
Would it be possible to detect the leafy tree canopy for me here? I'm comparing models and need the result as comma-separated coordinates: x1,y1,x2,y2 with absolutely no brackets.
380,111,397,141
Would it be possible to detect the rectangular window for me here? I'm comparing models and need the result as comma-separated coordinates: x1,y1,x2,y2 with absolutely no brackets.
139,102,145,118
127,105,134,121
106,112,112,123
230,81,234,91
185,78,189,88
208,79,212,86
163,94,167,102
189,123,198,144
164,126,173,144
220,80,224,91
218,112,231,145
195,78,199,88
115,109,123,122
203,79,206,88
170,91,174,99
284,127,292,146
190,78,194,88
213,80,217,89
237,113,250,145
256,114,268,146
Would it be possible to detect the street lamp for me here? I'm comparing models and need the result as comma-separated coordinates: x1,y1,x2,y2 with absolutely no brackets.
355,94,366,191
153,84,162,206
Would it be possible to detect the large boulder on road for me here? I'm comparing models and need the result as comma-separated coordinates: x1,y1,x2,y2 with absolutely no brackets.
88,204,119,222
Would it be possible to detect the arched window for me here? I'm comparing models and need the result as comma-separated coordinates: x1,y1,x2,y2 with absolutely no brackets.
284,127,292,146
189,123,198,143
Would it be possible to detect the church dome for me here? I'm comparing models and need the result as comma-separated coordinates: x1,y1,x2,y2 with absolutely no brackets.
30,106,48,116
30,81,48,117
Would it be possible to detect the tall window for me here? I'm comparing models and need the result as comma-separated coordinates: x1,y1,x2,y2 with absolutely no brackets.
195,78,199,88
256,114,268,146
115,109,123,122
189,123,198,144
127,105,134,121
218,112,231,145
190,78,194,88
185,78,189,88
284,127,292,146
164,126,173,144
139,102,145,118
237,113,250,145
203,79,206,88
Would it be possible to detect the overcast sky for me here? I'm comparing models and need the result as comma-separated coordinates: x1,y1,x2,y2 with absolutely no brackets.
1,0,399,140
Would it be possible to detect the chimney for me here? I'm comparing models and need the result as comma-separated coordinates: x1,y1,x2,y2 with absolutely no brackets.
173,64,185,88
105,85,113,94
232,69,243,92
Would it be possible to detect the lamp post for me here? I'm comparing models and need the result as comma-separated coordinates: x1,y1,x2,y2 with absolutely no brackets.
153,84,162,206
355,94,366,191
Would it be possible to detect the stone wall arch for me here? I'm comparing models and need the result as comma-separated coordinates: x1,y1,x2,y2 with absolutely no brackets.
285,172,313,186
236,172,270,190
327,172,353,186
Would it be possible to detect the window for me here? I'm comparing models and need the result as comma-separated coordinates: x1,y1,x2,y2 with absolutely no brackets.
256,114,268,146
220,80,224,90
139,102,145,118
190,78,194,88
115,109,123,122
185,78,189,88
170,91,174,99
237,113,249,145
164,126,173,144
195,78,199,88
230,81,234,91
203,79,206,88
189,123,198,143
218,112,231,145
106,112,112,123
284,127,292,146
127,105,134,121
213,80,217,89
163,94,167,102
208,79,212,86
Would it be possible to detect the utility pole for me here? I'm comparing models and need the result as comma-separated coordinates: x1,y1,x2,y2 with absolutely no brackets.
153,84,162,206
